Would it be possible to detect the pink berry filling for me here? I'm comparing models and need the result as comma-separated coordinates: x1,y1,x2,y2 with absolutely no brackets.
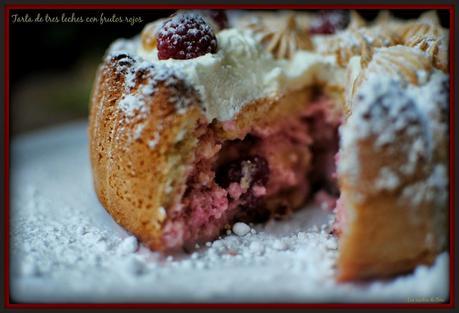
163,96,341,251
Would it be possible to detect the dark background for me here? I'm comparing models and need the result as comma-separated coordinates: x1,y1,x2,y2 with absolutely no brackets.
9,9,450,136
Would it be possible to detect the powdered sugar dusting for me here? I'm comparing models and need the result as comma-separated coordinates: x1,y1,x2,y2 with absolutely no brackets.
375,167,400,191
401,164,448,207
117,236,139,256
147,134,159,149
406,70,449,159
10,122,449,303
133,123,145,140
107,46,197,120
104,48,198,144
118,94,147,118
339,74,432,189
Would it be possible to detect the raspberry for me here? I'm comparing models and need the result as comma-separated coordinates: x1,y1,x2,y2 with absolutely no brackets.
240,192,263,211
243,156,269,186
222,161,243,187
309,10,350,35
216,155,270,188
205,10,228,30
216,159,242,188
157,12,218,60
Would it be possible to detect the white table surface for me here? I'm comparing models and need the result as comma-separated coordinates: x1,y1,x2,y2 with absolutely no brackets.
9,121,449,303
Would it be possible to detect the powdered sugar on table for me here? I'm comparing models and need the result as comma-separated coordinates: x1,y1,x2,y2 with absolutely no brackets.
10,122,449,303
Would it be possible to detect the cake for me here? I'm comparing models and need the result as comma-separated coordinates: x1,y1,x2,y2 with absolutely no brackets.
88,10,449,281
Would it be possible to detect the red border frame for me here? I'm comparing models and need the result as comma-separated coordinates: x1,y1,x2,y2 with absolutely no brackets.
3,3,455,309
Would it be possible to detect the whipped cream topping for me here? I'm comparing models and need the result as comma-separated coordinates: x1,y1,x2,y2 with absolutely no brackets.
110,28,343,122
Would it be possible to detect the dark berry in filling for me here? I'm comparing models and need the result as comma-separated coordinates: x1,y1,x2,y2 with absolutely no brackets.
205,10,229,30
309,10,350,35
216,155,269,189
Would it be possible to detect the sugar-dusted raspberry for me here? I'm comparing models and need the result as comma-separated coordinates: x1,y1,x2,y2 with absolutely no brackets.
309,10,350,35
156,12,218,60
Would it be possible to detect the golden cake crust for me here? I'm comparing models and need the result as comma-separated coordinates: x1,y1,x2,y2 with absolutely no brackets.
89,53,204,250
